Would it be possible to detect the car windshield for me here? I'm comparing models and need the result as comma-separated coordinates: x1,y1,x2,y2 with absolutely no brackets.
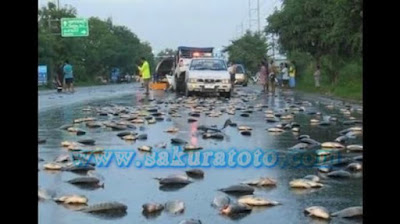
189,59,227,71
235,65,244,73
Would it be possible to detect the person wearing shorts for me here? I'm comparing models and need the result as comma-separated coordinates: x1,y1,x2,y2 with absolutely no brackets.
63,60,75,93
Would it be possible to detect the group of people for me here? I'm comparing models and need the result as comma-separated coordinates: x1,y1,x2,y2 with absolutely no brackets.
55,60,75,93
258,60,297,95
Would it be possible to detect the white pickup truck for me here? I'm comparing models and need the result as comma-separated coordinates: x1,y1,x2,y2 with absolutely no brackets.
185,58,232,98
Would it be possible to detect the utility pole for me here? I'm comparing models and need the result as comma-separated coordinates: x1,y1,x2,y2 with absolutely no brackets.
257,0,260,33
248,0,259,33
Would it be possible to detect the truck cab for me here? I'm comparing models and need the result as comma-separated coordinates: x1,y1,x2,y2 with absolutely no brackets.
170,46,214,93
185,57,232,98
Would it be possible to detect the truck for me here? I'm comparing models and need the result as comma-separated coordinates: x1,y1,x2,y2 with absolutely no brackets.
185,57,232,98
156,46,214,93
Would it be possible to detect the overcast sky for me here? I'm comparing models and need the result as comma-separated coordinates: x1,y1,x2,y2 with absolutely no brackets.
38,0,281,54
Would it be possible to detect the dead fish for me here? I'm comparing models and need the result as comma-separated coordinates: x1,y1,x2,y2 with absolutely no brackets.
346,162,362,171
298,135,310,140
137,134,148,140
85,122,102,128
331,206,362,218
123,134,137,140
132,119,145,124
156,175,192,186
153,142,167,149
304,206,330,220
327,170,351,178
335,135,348,143
238,195,280,206
300,138,321,146
317,166,332,173
240,113,250,117
202,132,224,140
171,138,187,145
142,203,164,213
67,127,86,135
220,203,252,215
184,144,203,151
39,188,56,200
38,138,46,144
197,125,221,133
292,127,300,132
189,112,201,117
185,169,204,178
319,121,331,126
346,144,363,152
61,164,95,173
117,131,137,138
78,201,127,214
321,142,345,149
290,179,323,189
178,219,202,224
155,117,164,121
59,124,74,130
237,125,252,131
289,143,309,150
138,145,152,152
43,162,64,170
165,127,179,133
188,118,198,123
240,130,252,136
316,150,331,156
77,139,95,146
303,175,321,182
67,176,103,187
266,118,279,123
164,200,185,214
54,195,88,204
267,128,284,132
353,155,363,162
147,118,157,124
241,177,277,187
212,195,231,208
219,184,254,195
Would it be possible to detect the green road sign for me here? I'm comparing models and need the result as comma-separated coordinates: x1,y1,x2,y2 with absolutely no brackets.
61,18,89,37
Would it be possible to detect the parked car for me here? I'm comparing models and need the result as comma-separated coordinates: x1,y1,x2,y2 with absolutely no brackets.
234,64,248,86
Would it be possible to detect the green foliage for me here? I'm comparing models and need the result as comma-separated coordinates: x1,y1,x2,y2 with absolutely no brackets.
38,2,154,84
222,31,269,75
265,0,362,99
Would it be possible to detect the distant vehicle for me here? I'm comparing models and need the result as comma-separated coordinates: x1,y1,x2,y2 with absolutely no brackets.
233,64,248,86
167,46,214,93
185,57,232,98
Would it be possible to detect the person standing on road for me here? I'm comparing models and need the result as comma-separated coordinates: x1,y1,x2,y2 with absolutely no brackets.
278,63,284,87
63,60,75,93
259,61,269,93
138,57,151,95
282,63,290,90
289,61,296,88
228,62,237,91
314,65,321,88
269,60,278,96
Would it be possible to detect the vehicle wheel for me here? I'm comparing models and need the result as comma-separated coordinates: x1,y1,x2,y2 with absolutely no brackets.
243,82,247,87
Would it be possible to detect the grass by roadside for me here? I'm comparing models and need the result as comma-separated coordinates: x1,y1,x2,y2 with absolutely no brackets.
295,59,362,102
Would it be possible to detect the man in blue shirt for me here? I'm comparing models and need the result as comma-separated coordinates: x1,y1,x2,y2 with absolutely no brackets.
63,60,75,93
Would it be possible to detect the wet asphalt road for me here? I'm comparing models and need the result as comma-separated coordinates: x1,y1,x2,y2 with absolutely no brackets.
39,83,362,224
